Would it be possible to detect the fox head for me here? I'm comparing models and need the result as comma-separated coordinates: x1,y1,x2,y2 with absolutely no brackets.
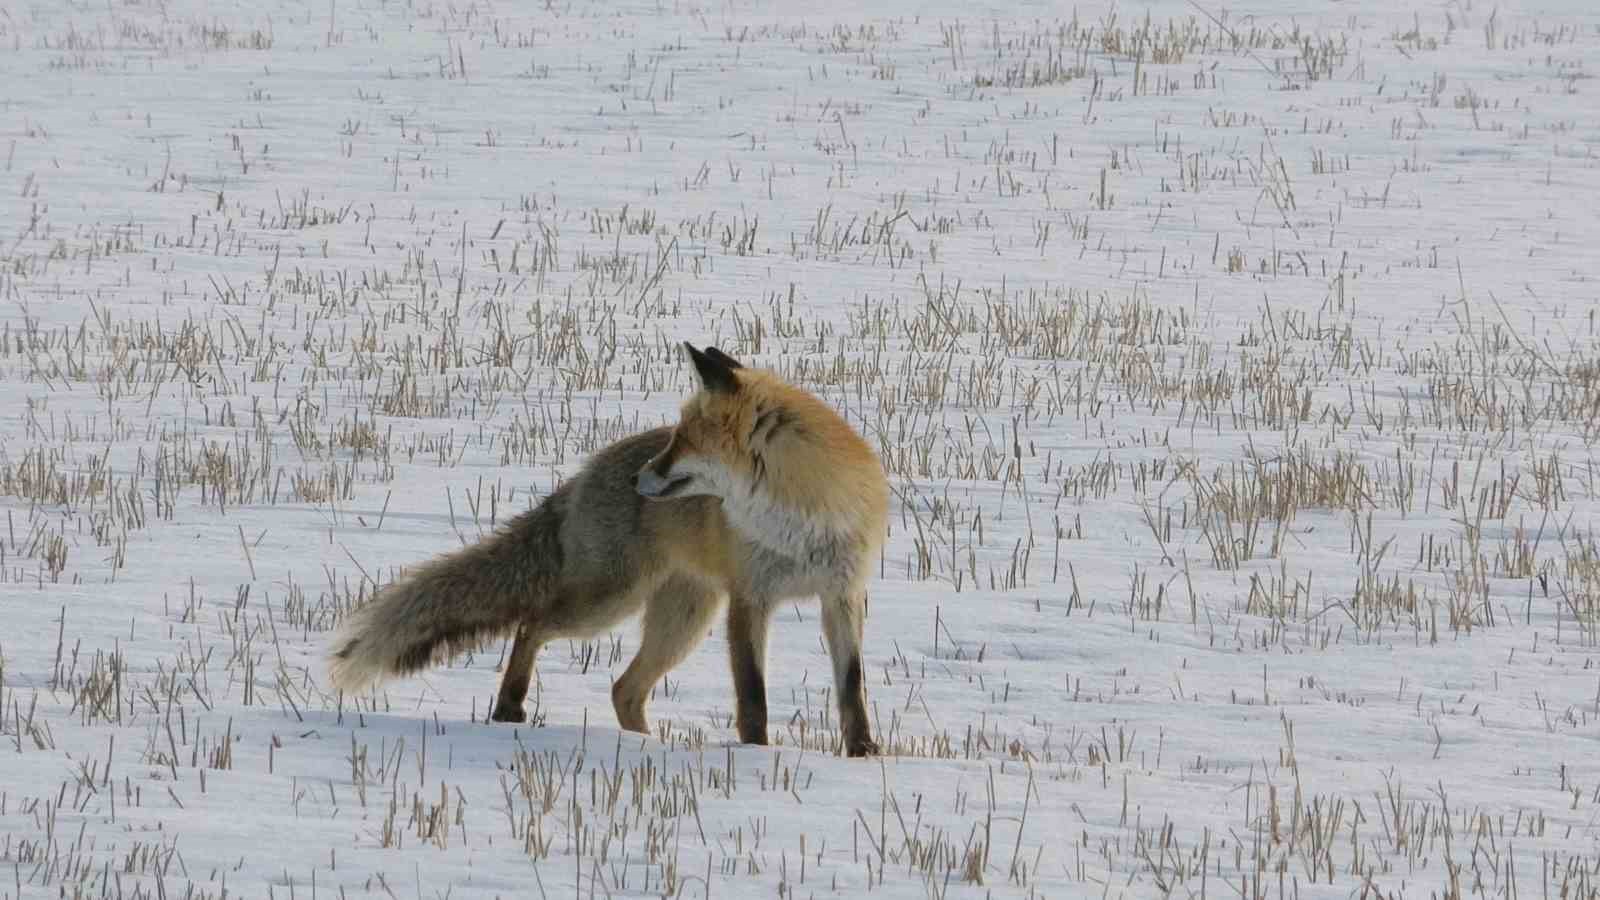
635,343,784,502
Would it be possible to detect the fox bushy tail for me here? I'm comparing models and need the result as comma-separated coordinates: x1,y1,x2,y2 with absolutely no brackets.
328,501,564,695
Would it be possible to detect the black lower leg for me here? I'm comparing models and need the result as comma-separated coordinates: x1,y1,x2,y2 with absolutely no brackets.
839,653,878,757
727,603,769,745
492,624,540,723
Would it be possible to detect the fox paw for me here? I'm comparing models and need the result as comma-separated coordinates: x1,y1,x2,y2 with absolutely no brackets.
490,704,527,724
846,736,881,758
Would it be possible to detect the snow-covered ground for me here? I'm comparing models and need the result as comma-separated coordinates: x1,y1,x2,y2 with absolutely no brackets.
4,0,1600,896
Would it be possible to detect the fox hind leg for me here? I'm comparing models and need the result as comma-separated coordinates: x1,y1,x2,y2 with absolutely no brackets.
611,576,722,735
726,599,774,745
821,589,879,757
492,623,544,723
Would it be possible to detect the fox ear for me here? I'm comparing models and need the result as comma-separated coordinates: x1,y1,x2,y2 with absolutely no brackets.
703,347,744,370
684,342,739,394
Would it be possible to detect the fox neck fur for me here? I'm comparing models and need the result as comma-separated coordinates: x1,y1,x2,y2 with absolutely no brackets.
721,472,853,572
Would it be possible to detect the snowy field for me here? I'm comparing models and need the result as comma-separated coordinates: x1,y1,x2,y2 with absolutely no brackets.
4,0,1600,896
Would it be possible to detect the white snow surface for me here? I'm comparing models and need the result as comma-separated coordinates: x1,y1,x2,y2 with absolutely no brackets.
4,0,1600,897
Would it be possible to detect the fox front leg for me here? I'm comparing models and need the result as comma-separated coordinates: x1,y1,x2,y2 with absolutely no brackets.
820,589,879,757
725,600,774,745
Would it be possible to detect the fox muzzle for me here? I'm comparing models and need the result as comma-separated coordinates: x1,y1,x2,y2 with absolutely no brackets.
634,467,692,499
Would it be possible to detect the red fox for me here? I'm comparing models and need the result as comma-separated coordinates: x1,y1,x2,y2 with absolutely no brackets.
328,344,889,756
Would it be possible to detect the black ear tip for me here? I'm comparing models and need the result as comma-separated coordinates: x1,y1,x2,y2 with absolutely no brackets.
704,346,744,369
686,340,739,392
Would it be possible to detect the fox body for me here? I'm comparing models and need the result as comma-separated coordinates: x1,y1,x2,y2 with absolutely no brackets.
328,344,889,756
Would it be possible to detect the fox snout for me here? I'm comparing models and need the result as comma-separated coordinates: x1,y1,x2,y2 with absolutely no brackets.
634,457,693,499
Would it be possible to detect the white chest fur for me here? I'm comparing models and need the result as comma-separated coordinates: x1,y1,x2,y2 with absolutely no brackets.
720,485,838,562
